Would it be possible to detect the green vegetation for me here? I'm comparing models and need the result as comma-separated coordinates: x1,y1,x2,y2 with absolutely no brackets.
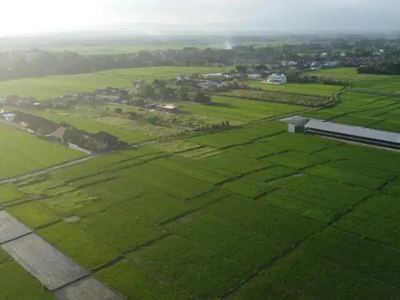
305,67,400,93
5,65,400,299
0,124,84,180
243,82,344,96
303,91,400,132
219,89,332,107
0,66,229,100
44,44,217,55
5,115,400,299
0,250,54,300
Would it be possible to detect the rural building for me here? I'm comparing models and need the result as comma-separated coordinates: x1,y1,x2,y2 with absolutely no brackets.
265,74,287,84
176,74,190,81
132,79,146,88
2,113,16,122
46,127,68,143
198,81,222,89
248,73,263,79
223,73,235,79
13,111,58,134
157,104,180,113
288,117,400,150
287,118,309,133
202,73,223,79
91,131,128,151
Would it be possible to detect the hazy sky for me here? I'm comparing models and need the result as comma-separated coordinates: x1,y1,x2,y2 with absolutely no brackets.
2,0,400,36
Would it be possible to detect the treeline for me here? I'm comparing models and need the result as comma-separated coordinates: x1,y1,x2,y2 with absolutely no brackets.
133,81,212,104
297,75,349,86
357,63,400,75
0,42,340,82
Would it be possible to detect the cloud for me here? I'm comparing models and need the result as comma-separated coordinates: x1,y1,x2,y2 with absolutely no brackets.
103,0,400,31
1,0,400,36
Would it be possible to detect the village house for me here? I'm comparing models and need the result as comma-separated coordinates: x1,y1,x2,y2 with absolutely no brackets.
132,79,146,88
91,131,128,151
202,73,224,80
248,73,263,80
2,113,16,122
157,104,180,113
176,74,190,81
198,81,222,89
223,73,235,79
265,74,287,84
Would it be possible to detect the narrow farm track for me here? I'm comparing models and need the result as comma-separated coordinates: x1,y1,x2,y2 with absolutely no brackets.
0,156,95,186
0,140,158,186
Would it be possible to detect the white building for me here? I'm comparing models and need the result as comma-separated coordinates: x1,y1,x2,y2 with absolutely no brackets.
248,74,263,80
3,113,16,122
176,74,190,81
202,73,223,79
265,74,287,84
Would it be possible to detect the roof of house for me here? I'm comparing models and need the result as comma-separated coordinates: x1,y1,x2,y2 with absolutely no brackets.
47,127,67,140
3,113,16,117
91,131,120,144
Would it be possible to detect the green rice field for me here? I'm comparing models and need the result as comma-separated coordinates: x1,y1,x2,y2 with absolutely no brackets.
243,82,344,96
305,67,400,93
303,91,400,132
4,67,400,299
0,124,84,180
3,116,400,299
0,66,230,100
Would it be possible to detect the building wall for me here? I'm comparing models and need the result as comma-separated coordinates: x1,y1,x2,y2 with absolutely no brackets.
68,143,92,155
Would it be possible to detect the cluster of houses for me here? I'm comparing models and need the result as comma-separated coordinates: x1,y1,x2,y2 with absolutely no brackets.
0,96,43,109
0,110,128,154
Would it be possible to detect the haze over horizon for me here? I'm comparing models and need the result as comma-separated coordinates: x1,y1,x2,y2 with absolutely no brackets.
2,0,400,37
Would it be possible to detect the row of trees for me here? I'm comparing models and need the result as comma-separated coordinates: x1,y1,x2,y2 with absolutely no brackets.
4,37,400,82
135,83,212,104
357,62,400,75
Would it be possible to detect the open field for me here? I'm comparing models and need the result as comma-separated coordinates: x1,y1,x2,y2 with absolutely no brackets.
218,90,332,107
243,82,344,96
0,124,84,180
305,67,400,93
4,114,400,299
0,66,230,100
303,91,400,132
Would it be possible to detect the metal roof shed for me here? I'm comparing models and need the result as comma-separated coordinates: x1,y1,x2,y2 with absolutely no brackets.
304,120,400,149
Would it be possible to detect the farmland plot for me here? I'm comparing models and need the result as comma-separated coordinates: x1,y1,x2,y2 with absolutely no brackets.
5,112,400,300
0,124,84,180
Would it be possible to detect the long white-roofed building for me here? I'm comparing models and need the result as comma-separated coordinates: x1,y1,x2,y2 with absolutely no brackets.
265,74,287,84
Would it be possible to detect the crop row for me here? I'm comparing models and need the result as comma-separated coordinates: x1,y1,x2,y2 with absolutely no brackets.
272,174,372,209
262,150,328,169
260,189,338,223
200,152,271,174
204,195,325,245
218,90,331,107
128,235,253,299
305,165,385,190
266,249,400,300
166,212,290,270
261,132,340,154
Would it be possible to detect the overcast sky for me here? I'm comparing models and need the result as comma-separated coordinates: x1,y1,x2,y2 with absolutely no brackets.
2,0,400,36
